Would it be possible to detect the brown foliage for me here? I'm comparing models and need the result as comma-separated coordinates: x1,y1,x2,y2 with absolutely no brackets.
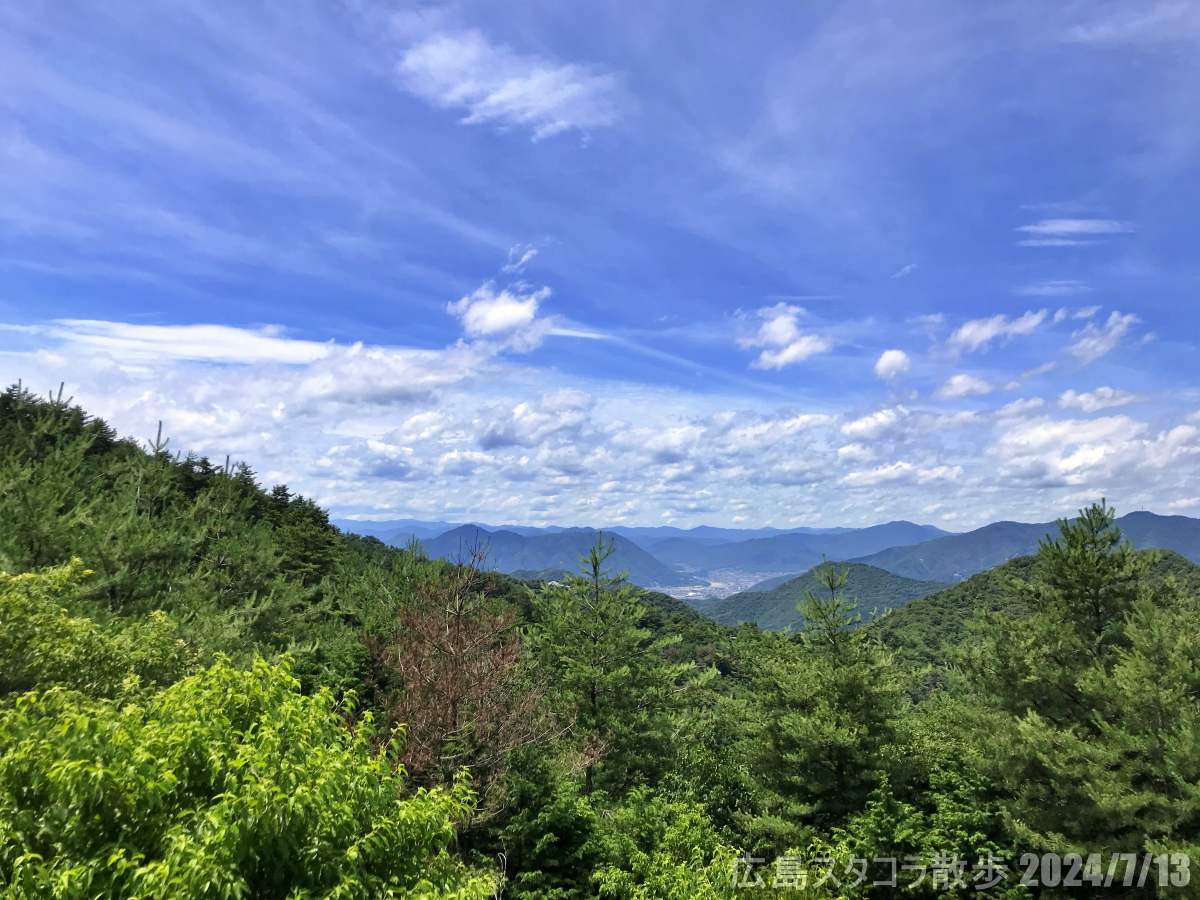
368,555,557,821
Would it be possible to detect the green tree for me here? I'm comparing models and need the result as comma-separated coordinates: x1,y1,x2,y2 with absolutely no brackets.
591,789,739,900
964,502,1200,881
749,564,905,852
528,539,707,795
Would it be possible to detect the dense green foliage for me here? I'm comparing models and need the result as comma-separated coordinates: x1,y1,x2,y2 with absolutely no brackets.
702,562,946,631
873,548,1200,670
2,384,1199,897
0,654,492,898
528,541,712,795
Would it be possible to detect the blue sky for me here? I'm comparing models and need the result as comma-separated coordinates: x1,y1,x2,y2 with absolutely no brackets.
2,1,1199,528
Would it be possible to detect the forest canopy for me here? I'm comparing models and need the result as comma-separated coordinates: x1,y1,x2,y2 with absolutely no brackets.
1,383,1197,897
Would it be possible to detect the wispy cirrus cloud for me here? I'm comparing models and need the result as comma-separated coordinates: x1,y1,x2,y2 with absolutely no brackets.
947,310,1048,354
34,320,332,365
397,30,621,140
501,243,539,274
1015,218,1135,247
1015,279,1090,297
1069,311,1140,364
1065,2,1200,44
1017,218,1135,236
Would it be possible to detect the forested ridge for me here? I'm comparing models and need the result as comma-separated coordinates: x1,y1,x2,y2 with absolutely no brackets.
2,383,1198,897
700,563,948,632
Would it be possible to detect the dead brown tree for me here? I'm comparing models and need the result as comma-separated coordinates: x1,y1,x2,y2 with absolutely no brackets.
368,550,560,823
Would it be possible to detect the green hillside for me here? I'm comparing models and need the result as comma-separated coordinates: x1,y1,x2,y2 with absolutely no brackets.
872,548,1200,669
742,571,802,592
856,513,1200,582
699,562,948,631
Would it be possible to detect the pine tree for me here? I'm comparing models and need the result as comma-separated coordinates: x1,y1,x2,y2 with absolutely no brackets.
964,502,1200,882
750,563,905,852
528,538,706,795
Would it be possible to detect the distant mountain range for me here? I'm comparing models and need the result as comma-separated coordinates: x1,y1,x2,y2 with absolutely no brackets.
696,563,947,631
330,518,564,546
853,511,1200,583
333,510,1200,594
419,525,699,588
651,521,951,574
330,519,845,550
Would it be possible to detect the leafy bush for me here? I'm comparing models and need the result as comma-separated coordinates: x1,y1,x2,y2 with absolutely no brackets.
0,657,494,898
0,559,195,699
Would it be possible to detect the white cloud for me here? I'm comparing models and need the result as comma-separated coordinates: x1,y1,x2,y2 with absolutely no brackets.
447,282,549,339
1168,497,1200,511
1017,238,1097,248
842,460,916,486
0,308,1191,533
842,460,962,487
1022,361,1058,380
874,348,911,379
1016,218,1135,236
738,303,833,369
392,410,445,441
1054,305,1100,322
437,449,494,476
501,243,539,274
947,310,1048,354
1065,3,1200,44
1015,279,1090,297
1068,311,1139,363
841,406,908,439
752,336,832,370
989,412,1199,490
995,415,1140,455
837,442,875,463
890,263,917,279
397,30,620,140
479,389,593,450
1059,386,1140,412
917,464,965,483
937,373,993,399
723,413,833,451
997,397,1045,418
44,319,331,365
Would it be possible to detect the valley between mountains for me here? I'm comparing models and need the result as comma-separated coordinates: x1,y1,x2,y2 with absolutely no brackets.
337,511,1200,631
